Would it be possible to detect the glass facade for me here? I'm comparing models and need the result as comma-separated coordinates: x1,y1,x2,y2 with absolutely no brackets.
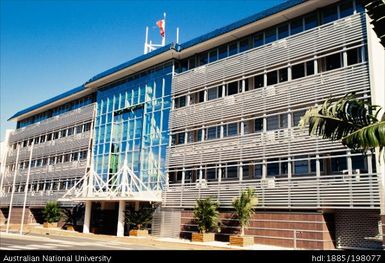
92,62,172,191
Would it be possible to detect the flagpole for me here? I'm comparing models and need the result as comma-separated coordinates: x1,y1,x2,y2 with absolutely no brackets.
162,12,166,46
144,26,149,54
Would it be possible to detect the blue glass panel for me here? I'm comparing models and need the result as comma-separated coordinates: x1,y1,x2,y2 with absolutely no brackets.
339,0,354,18
228,42,238,56
278,24,289,39
322,5,338,24
265,27,277,44
304,12,318,30
290,18,303,35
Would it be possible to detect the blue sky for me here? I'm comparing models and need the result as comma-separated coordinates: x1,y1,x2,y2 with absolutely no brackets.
0,0,286,139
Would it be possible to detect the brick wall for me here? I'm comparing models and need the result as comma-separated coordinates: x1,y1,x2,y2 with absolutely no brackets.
181,210,335,249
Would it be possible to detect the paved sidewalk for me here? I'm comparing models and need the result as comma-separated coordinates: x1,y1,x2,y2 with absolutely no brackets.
0,225,290,250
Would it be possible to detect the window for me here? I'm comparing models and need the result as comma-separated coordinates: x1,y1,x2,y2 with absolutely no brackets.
198,90,205,103
40,135,45,143
294,158,309,175
253,33,264,47
34,137,39,144
79,151,88,160
206,126,220,140
179,59,188,72
306,61,314,75
267,115,279,131
218,45,227,60
339,0,354,18
209,49,218,63
267,114,287,130
293,110,306,126
347,47,361,65
206,168,216,181
64,154,70,162
226,164,238,179
254,74,264,88
83,123,91,132
254,164,262,178
239,38,250,52
278,68,288,82
177,133,185,145
292,63,305,80
207,86,222,101
254,118,264,132
198,52,208,65
290,18,303,35
265,27,277,44
228,42,238,56
331,155,347,172
267,160,279,176
320,53,342,72
60,129,67,138
267,71,277,86
227,82,238,96
224,123,238,137
304,12,318,30
322,5,338,24
278,23,289,39
188,57,196,69
67,127,74,136
76,125,83,134
46,133,52,141
174,96,186,108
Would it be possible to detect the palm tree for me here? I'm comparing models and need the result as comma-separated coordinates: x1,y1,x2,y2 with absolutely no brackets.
193,197,220,233
232,188,258,236
43,201,61,223
299,93,385,213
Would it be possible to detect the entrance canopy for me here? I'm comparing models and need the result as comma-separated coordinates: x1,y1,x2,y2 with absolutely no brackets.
59,159,162,203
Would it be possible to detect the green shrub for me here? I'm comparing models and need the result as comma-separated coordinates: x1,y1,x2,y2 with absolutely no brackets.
193,197,220,233
43,201,61,223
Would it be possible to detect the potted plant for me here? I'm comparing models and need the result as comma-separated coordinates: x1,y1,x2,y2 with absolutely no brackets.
230,188,258,246
192,197,220,242
125,204,157,236
61,203,84,231
43,201,61,228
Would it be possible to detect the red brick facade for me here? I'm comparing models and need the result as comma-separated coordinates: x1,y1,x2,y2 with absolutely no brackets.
181,210,335,249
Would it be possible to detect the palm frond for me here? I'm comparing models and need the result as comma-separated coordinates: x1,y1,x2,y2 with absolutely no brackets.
342,121,385,151
300,94,382,141
193,197,220,233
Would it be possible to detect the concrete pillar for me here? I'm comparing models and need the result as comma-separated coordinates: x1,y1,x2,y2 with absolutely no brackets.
117,200,125,237
83,200,92,234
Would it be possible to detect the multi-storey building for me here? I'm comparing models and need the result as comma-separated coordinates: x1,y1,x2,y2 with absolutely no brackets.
1,0,384,250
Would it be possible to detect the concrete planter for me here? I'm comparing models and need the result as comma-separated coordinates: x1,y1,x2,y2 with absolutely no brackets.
43,222,58,228
129,229,149,236
65,225,75,231
229,235,254,247
191,232,215,242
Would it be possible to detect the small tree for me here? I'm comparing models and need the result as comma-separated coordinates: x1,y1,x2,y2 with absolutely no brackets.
232,188,258,236
62,203,84,227
193,197,220,233
124,204,158,230
43,201,61,223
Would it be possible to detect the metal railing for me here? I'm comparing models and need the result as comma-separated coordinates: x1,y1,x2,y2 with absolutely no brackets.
162,173,380,209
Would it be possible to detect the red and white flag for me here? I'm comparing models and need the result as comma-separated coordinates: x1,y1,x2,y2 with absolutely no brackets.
156,19,165,38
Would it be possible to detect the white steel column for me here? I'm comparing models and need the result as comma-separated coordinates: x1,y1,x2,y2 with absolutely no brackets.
316,154,321,177
20,141,35,234
117,200,125,237
83,200,92,233
6,144,20,233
